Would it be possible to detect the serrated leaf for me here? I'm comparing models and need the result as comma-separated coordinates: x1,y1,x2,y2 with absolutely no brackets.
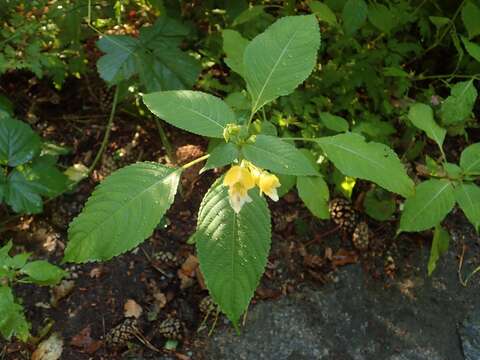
242,135,318,176
320,112,349,132
20,260,67,286
196,179,271,325
297,176,329,219
342,0,368,36
244,15,320,113
0,117,41,167
223,30,249,77
462,1,480,39
96,17,200,90
440,80,478,126
455,183,480,233
368,3,397,34
460,143,480,174
5,170,43,214
428,224,450,276
203,142,239,172
461,36,480,63
408,103,446,149
96,35,140,85
0,286,30,341
143,91,235,138
308,1,337,26
316,133,414,197
399,179,455,233
64,163,181,263
137,44,201,92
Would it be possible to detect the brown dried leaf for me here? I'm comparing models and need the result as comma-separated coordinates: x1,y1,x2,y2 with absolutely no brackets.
124,299,143,318
332,249,358,267
70,326,102,354
32,333,63,360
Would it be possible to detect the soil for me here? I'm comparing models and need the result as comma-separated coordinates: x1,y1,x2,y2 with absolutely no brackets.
0,74,479,360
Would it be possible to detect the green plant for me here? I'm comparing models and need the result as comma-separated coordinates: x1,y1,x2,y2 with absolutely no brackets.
62,13,443,328
0,241,67,341
0,114,69,214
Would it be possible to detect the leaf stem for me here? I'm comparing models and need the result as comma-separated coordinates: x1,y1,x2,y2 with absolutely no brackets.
154,118,176,163
181,154,210,170
88,86,120,174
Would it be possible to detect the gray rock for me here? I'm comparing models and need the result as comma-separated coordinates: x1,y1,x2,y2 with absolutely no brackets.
199,214,480,360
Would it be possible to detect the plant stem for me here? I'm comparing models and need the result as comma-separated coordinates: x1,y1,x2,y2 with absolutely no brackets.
154,118,176,163
181,154,210,170
88,86,120,174
412,73,480,81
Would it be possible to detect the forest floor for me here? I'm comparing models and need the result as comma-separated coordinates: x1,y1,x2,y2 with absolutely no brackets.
1,74,479,360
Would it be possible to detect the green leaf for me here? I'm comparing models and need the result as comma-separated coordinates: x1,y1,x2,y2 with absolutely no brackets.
276,173,296,197
460,143,480,174
96,17,200,90
316,133,414,197
5,170,43,214
368,3,397,34
195,178,271,326
455,183,480,233
242,135,318,176
462,1,480,39
398,179,455,233
64,162,181,263
223,30,249,77
244,15,320,113
407,103,446,149
96,35,140,85
429,16,450,29
20,260,67,285
364,187,396,221
461,36,480,62
143,91,235,138
0,169,6,202
232,5,266,26
427,225,450,276
0,117,41,167
137,44,201,92
342,0,368,36
440,80,478,126
203,142,239,172
0,286,30,341
297,176,329,219
319,112,349,132
308,1,337,26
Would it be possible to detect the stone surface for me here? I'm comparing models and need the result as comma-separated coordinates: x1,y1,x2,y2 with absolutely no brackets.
199,213,480,359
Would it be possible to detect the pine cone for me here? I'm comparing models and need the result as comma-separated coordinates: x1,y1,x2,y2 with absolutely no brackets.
106,318,139,349
157,317,185,341
152,251,179,268
199,296,216,315
329,198,358,233
352,221,370,251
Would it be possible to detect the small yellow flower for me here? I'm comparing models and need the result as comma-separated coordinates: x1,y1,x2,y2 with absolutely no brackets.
258,172,281,201
224,165,255,213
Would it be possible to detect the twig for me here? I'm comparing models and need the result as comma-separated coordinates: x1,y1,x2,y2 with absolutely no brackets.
154,118,176,164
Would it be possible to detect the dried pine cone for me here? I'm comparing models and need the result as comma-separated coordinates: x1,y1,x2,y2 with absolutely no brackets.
106,318,139,349
157,317,185,341
153,251,179,267
329,198,358,233
352,221,370,251
199,296,216,315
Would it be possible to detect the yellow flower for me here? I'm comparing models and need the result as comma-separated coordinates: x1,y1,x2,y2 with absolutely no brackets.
258,172,281,201
224,165,255,213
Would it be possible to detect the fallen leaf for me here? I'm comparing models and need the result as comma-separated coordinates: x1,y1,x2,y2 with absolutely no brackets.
331,249,358,267
153,292,167,309
124,299,143,318
70,326,102,354
50,280,75,307
32,333,63,360
177,255,199,289
89,267,103,278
